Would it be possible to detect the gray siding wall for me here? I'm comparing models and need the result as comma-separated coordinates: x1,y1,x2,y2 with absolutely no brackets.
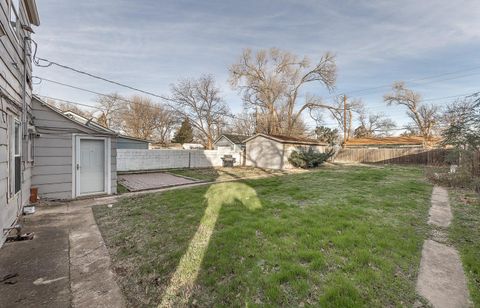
214,136,234,150
245,136,285,169
0,0,35,247
32,99,117,199
117,137,149,149
245,136,326,170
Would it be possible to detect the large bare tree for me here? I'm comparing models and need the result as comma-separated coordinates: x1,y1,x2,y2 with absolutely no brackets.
354,112,397,137
95,93,125,130
229,48,336,135
384,82,439,140
121,95,173,141
328,96,364,142
169,75,229,149
228,110,257,136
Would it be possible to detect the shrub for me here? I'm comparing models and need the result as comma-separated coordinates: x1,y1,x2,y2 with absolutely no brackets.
425,165,480,194
288,149,334,169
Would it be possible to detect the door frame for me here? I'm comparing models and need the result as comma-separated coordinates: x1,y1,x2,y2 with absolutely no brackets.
72,135,111,198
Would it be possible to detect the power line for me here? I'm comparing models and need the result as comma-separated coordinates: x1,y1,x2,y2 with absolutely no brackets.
338,66,480,97
34,57,171,100
361,90,480,110
34,55,480,106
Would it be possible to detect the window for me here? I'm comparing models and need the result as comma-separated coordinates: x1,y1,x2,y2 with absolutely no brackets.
9,117,21,196
9,0,20,38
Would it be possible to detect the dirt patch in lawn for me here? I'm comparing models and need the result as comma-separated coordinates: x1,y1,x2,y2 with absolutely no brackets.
168,167,292,182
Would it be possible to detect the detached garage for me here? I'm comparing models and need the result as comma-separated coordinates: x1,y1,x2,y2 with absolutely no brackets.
245,133,327,170
31,96,117,199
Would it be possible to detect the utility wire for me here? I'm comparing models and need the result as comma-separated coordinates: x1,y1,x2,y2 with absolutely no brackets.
34,57,172,101
34,76,479,117
340,66,480,96
34,55,480,105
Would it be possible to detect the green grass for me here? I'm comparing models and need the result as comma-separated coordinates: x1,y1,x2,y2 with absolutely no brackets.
116,182,129,194
94,165,432,307
449,190,480,305
168,168,219,181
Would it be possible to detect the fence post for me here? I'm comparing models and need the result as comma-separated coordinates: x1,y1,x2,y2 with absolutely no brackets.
188,152,191,168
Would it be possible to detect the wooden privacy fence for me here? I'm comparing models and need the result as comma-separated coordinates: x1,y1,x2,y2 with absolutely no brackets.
333,148,451,165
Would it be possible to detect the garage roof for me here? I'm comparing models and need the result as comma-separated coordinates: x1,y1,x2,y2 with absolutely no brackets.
244,133,327,146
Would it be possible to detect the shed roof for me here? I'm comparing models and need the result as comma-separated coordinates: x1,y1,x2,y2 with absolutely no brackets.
216,134,250,145
345,136,441,146
33,96,116,135
245,133,327,146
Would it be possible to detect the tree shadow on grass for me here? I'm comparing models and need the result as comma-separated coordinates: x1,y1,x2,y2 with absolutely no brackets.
159,182,262,307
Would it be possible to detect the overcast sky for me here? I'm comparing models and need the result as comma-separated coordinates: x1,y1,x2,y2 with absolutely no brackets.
32,0,480,130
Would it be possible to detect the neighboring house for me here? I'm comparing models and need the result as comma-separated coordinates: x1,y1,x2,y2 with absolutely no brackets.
345,136,442,148
182,143,204,150
32,96,117,200
0,0,40,246
245,134,327,170
214,134,249,152
117,135,150,149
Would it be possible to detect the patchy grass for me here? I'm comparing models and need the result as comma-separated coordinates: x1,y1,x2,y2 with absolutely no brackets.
449,190,480,305
116,182,129,194
94,165,432,307
168,167,289,182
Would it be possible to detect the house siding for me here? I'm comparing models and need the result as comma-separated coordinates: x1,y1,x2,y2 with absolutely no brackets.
214,136,234,150
0,0,37,247
245,135,284,169
31,98,117,199
245,135,326,170
214,136,244,152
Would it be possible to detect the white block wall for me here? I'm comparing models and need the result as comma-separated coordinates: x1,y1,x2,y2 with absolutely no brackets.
117,149,242,172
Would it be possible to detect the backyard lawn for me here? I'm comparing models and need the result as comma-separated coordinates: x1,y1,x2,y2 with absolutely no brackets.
94,165,433,307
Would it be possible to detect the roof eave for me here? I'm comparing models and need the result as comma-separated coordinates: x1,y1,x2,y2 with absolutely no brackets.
25,0,40,26
244,133,327,146
33,96,117,136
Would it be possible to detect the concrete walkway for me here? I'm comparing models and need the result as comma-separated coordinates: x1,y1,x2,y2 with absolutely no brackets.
0,199,125,308
416,186,471,308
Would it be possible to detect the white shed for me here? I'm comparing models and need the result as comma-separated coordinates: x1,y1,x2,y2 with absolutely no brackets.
32,97,117,200
244,134,327,170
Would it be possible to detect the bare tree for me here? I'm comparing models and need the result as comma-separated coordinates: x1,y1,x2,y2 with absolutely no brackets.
384,82,439,140
154,108,178,145
46,99,93,118
355,112,397,137
95,93,125,130
169,75,229,149
328,96,363,142
121,95,172,140
229,48,336,135
228,110,257,136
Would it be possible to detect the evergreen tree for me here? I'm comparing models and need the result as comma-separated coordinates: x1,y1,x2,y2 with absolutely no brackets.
172,118,194,144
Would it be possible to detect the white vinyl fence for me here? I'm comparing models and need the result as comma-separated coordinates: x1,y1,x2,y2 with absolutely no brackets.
117,149,242,172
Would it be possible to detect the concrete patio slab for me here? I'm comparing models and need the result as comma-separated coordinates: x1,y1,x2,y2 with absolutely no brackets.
0,204,71,308
118,172,198,191
0,199,126,308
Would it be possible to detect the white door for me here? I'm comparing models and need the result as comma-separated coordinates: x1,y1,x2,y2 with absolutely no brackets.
77,138,106,195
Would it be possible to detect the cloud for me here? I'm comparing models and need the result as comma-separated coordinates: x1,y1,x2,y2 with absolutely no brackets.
33,0,480,129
